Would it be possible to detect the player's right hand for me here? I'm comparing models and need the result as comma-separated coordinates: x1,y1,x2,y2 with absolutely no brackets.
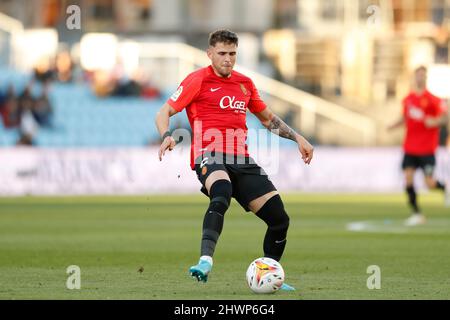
158,136,176,161
424,116,439,128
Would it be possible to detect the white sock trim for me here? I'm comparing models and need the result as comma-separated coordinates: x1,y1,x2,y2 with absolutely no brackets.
200,255,213,266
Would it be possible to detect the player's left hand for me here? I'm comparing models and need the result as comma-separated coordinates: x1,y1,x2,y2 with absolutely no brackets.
296,135,314,165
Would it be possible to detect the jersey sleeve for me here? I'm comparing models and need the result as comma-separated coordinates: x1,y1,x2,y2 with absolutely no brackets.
428,94,447,116
167,73,203,112
247,80,267,113
437,98,448,115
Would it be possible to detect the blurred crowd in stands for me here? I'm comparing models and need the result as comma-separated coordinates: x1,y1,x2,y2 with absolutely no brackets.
32,50,161,99
86,60,161,99
0,49,162,146
0,82,53,146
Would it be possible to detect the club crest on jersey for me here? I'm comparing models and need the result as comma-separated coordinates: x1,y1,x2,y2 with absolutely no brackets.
170,86,183,101
408,105,425,120
240,83,248,95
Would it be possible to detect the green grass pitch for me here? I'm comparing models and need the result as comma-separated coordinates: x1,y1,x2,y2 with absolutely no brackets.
0,193,449,299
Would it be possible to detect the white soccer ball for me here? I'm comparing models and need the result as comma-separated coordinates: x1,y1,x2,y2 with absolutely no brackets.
246,257,285,294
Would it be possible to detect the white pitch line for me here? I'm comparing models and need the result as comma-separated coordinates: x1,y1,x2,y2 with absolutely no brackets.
346,221,409,233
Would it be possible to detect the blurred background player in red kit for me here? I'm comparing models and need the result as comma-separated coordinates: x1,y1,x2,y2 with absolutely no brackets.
388,66,449,226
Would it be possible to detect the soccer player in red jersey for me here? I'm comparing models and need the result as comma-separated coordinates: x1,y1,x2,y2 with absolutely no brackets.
388,66,448,226
155,30,314,290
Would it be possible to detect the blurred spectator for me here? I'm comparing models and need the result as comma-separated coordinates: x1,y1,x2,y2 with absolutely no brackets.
17,84,35,114
0,87,7,121
0,85,21,128
1,80,55,145
112,76,142,97
140,84,160,98
92,70,115,97
90,63,161,99
55,51,74,83
0,88,6,106
32,84,53,127
17,84,39,145
33,56,55,84
16,132,34,146
134,69,161,99
109,59,141,97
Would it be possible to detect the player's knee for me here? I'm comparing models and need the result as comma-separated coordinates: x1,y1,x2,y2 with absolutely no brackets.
270,212,290,234
209,179,232,213
256,195,290,232
405,177,414,187
424,178,436,189
404,171,415,185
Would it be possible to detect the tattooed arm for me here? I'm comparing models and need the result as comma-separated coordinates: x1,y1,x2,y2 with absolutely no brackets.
266,114,298,142
255,107,314,164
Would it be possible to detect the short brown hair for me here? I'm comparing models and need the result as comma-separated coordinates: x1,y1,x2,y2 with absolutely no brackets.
415,65,427,73
208,29,239,47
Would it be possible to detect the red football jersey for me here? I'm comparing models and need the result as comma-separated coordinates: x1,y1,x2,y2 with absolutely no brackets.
402,90,446,155
167,66,267,169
